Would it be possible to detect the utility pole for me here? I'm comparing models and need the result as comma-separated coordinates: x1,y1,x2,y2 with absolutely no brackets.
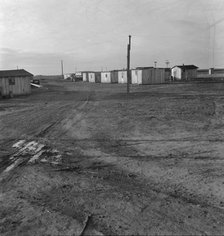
61,60,64,79
127,35,131,94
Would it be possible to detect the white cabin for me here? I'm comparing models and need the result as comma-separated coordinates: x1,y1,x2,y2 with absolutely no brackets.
88,73,95,83
118,70,127,84
131,69,142,84
171,65,198,80
82,72,87,82
101,72,111,83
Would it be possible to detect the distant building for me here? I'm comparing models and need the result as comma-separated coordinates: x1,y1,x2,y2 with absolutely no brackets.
110,70,119,83
118,70,127,84
131,69,142,84
88,72,95,83
197,69,209,76
0,69,32,98
82,72,88,82
63,73,80,81
197,68,224,79
64,73,73,80
95,72,101,83
171,65,198,80
213,68,224,74
101,72,111,83
133,67,165,84
74,72,83,81
82,71,93,82
164,68,171,81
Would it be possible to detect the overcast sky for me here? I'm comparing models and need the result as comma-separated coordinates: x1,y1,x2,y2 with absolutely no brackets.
0,0,224,75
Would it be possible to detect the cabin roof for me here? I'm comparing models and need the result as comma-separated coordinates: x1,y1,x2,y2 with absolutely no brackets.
135,66,154,70
0,69,33,78
172,65,198,69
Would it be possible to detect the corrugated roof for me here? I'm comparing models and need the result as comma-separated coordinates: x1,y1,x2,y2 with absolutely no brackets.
0,69,33,78
136,66,154,70
198,69,209,72
173,65,198,69
214,68,224,72
82,71,95,73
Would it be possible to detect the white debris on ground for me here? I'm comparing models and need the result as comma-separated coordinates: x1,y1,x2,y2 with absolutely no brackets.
2,140,62,175
28,146,45,163
10,141,39,161
12,140,26,148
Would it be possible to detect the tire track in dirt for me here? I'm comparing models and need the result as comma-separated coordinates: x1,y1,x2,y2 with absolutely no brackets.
84,142,224,210
0,88,94,141
0,90,94,181
17,162,224,235
36,102,83,138
2,82,224,235
35,90,95,139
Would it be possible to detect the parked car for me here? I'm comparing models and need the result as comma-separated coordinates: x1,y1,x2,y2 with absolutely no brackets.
31,79,40,85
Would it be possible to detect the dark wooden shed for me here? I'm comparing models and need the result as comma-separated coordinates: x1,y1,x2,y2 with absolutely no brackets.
171,65,198,80
111,70,119,83
136,67,165,84
0,69,32,98
95,72,101,83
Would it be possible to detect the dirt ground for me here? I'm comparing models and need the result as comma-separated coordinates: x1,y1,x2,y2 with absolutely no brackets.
1,78,224,235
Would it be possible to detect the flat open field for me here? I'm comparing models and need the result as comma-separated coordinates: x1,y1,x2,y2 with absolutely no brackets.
1,78,224,235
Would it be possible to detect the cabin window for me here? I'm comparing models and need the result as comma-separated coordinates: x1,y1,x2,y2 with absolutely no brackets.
9,78,15,85
105,74,107,78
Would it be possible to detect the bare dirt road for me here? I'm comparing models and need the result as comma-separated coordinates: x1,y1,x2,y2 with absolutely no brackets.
1,78,224,235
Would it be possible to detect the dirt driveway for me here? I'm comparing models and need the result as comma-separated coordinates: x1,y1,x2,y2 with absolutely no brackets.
1,78,224,235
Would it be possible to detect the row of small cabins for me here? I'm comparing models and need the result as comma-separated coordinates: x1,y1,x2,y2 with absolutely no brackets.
82,67,170,85
1,65,223,98
80,65,199,84
197,68,224,79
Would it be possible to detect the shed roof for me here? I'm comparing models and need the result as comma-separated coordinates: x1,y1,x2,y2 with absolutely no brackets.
198,69,209,72
0,69,33,78
135,66,154,70
214,68,224,72
111,69,121,72
82,71,95,73
173,65,198,69
165,68,171,72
